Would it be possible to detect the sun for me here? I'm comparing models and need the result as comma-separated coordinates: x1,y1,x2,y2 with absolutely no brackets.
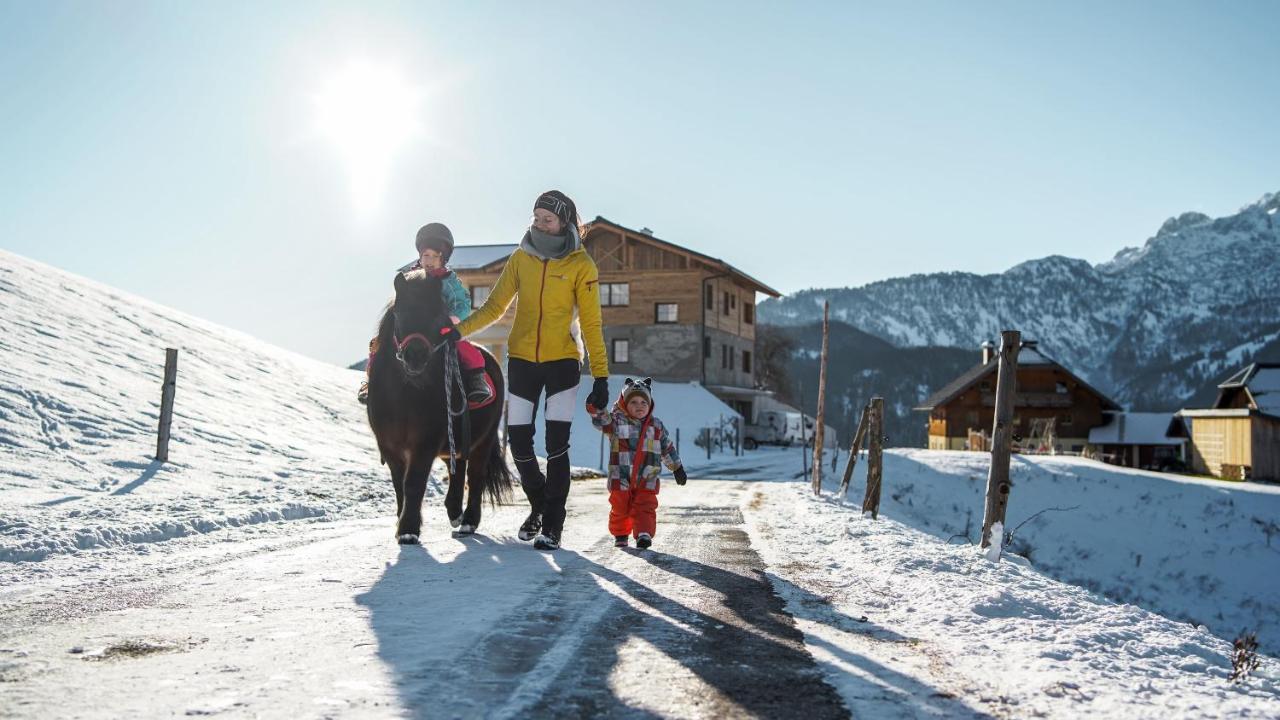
313,59,424,215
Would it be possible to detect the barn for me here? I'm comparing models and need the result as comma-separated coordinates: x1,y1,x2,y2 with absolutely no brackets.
1180,362,1280,481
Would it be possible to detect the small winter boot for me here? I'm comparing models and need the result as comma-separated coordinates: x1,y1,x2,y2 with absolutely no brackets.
636,533,652,549
614,535,629,548
464,369,493,404
357,380,370,405
533,529,561,551
518,511,542,541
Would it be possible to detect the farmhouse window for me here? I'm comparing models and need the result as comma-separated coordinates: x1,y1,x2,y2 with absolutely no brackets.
600,283,630,307
723,291,731,316
743,303,754,324
1060,414,1073,427
1055,381,1068,394
721,345,729,369
742,350,752,374
471,285,491,307
704,336,711,358
612,339,630,363
705,289,714,311
655,303,678,323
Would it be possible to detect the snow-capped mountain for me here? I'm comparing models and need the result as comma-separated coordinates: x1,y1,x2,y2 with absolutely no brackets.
760,192,1280,412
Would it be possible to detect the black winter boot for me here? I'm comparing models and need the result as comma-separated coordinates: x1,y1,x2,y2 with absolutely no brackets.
464,369,493,404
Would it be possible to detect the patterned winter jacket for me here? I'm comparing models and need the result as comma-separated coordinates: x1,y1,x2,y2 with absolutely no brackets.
590,400,682,491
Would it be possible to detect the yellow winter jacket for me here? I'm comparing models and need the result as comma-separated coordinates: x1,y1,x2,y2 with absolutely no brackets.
457,246,609,378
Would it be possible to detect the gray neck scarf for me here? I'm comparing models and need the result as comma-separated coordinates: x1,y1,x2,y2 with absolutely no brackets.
522,224,579,260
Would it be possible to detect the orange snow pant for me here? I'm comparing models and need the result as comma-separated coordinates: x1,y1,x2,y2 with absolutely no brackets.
608,485,659,538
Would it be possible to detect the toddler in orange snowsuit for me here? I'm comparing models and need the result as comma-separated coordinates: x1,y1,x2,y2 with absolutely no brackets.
587,377,687,549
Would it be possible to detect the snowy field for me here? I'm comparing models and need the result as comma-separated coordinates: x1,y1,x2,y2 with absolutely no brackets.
4,247,1280,718
0,250,397,579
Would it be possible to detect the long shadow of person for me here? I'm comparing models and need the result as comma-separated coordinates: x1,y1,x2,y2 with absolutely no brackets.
625,544,995,719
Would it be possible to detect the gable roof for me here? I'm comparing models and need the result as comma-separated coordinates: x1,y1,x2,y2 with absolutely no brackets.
1213,362,1280,417
913,344,1121,412
450,243,520,271
587,216,781,297
1087,412,1186,446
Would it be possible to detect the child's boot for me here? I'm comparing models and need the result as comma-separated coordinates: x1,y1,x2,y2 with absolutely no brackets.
636,532,652,549
464,368,493,404
614,535,629,548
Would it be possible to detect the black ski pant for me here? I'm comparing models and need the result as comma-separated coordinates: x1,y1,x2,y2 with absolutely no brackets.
506,357,581,536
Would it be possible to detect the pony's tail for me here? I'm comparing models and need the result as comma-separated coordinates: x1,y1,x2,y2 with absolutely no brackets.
483,438,516,505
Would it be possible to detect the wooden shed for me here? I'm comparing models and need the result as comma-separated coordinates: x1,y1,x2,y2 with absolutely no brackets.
1180,362,1280,481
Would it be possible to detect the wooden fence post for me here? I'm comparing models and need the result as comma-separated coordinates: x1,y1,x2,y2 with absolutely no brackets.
861,397,885,518
811,301,830,495
155,348,178,462
981,330,1022,558
838,402,871,498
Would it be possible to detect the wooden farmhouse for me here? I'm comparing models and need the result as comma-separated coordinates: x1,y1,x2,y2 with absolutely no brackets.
913,340,1120,453
1180,362,1280,481
449,216,781,420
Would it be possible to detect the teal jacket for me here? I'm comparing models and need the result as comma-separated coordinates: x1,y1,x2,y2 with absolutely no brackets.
441,270,471,320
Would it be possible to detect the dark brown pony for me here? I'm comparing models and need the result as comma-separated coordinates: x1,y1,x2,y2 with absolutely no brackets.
366,270,512,543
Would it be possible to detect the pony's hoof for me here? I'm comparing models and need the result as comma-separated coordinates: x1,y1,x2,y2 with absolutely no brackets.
397,533,420,545
449,515,462,529
454,524,475,536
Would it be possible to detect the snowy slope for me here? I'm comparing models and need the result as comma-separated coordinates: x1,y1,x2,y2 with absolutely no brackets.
715,446,1280,654
0,249,394,575
744,477,1280,718
760,191,1280,412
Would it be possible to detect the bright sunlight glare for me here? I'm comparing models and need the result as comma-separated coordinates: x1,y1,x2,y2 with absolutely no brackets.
313,59,424,216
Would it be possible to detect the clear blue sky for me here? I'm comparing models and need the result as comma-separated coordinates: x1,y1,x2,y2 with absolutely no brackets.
3,1,1277,365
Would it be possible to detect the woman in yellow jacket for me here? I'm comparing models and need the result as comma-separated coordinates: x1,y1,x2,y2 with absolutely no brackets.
455,190,610,551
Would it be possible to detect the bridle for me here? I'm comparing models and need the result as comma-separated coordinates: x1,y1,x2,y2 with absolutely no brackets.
393,321,449,377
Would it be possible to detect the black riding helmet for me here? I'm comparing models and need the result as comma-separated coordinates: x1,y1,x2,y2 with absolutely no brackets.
415,223,454,263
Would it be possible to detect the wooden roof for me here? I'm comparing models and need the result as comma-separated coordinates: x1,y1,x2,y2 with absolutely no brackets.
913,344,1121,412
586,217,781,297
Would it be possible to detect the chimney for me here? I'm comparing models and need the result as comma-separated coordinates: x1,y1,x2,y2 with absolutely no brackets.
980,340,995,365
640,227,654,236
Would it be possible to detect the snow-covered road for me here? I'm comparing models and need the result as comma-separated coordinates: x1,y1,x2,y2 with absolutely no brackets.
0,480,873,719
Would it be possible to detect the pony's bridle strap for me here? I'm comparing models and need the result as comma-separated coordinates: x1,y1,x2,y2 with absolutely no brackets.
395,332,433,353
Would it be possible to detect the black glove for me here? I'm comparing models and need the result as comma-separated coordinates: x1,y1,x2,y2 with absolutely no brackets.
674,467,687,485
586,377,609,412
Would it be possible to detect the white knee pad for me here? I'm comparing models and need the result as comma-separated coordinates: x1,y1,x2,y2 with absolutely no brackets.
508,394,536,426
544,384,579,423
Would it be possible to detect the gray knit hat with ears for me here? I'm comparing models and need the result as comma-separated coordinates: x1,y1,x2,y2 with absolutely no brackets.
621,377,653,406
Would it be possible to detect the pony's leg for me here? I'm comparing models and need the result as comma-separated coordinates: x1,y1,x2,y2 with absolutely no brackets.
386,455,407,521
445,454,468,531
396,455,432,544
460,434,493,532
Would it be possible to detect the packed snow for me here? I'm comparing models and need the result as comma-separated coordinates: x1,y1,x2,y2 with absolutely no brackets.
734,448,1280,717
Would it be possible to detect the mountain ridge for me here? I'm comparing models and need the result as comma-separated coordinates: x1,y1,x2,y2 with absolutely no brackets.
760,191,1280,418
